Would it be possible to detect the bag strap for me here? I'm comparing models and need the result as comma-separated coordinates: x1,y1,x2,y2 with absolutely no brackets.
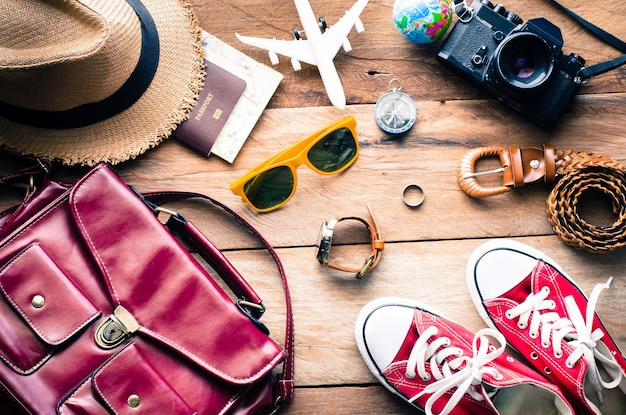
0,150,51,189
140,190,295,406
0,152,295,406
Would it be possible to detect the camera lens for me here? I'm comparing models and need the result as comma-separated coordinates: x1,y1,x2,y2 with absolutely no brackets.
512,57,535,79
495,33,554,94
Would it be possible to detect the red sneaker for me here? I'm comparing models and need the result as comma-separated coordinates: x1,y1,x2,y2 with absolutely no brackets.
467,239,626,415
355,297,575,415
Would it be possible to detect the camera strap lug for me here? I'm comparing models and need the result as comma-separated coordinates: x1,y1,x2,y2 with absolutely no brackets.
452,0,474,22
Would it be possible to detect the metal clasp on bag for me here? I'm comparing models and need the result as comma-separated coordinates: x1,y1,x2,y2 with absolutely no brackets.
237,299,270,335
95,305,141,349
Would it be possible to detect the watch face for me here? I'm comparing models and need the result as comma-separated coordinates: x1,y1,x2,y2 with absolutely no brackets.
374,91,417,134
315,219,336,264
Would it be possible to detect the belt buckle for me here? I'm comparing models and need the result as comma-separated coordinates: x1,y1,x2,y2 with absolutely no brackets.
458,146,511,198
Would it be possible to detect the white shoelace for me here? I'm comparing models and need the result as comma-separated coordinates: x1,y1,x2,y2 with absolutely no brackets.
405,326,506,415
505,277,623,403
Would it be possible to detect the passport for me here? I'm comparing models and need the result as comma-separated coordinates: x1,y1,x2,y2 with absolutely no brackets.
174,59,247,156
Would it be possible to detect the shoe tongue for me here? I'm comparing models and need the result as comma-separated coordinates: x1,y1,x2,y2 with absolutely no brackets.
405,311,475,360
500,272,535,304
393,310,445,362
392,310,423,362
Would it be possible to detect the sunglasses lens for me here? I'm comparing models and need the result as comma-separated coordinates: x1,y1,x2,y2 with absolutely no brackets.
243,165,294,210
307,127,357,173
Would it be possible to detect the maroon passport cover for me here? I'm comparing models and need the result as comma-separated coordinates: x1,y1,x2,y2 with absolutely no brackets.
174,60,247,156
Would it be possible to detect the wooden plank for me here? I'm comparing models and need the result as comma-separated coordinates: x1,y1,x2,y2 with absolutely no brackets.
216,236,626,387
282,385,416,414
193,0,626,109
3,93,626,252
1,0,625,413
107,93,626,252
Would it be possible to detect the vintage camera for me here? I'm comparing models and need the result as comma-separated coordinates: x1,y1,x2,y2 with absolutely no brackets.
438,0,586,128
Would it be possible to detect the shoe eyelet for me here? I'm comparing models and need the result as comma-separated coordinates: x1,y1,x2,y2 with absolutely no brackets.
566,361,575,369
544,367,552,375
506,356,515,363
405,372,415,380
456,348,463,357
542,287,550,294
541,341,550,349
530,352,539,360
548,300,556,310
518,321,527,329
489,345,496,352
444,338,451,347
422,373,431,382
529,331,538,339
554,350,563,358
494,372,504,380
505,310,513,319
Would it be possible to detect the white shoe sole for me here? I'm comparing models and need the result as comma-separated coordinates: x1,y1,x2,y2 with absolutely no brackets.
465,238,582,332
355,296,447,410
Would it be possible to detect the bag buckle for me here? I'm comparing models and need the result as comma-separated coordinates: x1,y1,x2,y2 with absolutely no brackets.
95,305,140,349
237,299,270,335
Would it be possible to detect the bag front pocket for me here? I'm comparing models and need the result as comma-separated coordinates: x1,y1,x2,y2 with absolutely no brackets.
0,243,100,373
58,344,195,415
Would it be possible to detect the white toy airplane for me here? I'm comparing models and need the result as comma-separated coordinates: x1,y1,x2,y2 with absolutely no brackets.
236,0,369,109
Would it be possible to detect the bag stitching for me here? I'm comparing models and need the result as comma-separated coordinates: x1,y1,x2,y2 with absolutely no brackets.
143,326,284,384
70,169,122,305
57,376,93,415
0,243,100,346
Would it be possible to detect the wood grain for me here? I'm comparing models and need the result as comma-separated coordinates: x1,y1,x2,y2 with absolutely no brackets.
195,0,626,108
1,0,625,413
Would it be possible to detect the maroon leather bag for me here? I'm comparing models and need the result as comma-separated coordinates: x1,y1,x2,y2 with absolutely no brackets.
0,161,294,414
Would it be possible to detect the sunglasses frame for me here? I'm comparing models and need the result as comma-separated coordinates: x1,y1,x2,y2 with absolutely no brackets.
230,115,359,212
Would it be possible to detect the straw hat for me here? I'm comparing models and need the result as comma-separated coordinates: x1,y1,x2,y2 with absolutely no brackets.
0,0,205,166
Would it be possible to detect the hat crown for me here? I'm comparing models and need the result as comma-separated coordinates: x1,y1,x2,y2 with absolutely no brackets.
0,0,142,112
0,0,205,166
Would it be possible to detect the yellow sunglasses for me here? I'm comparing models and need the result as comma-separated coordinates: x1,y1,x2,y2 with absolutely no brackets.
230,115,359,212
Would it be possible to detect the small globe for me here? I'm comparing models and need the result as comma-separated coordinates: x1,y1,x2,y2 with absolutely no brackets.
393,0,453,44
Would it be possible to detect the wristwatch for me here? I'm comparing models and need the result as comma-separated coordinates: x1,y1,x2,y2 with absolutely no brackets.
316,203,384,279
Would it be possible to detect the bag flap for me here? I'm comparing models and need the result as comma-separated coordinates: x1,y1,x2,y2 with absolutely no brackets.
69,164,285,384
0,243,99,372
93,344,194,415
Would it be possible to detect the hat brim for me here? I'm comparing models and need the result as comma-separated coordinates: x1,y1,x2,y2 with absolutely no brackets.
0,0,205,166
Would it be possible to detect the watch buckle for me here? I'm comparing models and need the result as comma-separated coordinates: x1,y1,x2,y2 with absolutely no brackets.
356,254,375,279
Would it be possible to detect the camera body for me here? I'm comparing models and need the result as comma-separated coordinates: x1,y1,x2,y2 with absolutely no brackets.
438,0,586,128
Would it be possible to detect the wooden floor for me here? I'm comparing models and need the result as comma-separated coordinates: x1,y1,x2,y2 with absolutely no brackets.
2,0,626,413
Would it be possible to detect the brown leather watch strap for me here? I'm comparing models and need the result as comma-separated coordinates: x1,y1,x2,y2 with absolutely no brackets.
326,203,384,279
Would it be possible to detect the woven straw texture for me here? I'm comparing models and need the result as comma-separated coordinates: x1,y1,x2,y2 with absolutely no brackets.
0,0,205,166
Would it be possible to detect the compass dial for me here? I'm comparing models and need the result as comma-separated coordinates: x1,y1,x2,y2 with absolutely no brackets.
374,91,417,134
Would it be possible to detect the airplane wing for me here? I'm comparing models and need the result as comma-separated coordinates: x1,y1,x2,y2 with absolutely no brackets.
235,34,318,66
235,0,368,66
318,0,369,57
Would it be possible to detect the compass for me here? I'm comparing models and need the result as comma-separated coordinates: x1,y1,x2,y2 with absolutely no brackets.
374,78,417,135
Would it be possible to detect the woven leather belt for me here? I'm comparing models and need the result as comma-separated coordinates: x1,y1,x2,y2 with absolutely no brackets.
458,145,626,253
